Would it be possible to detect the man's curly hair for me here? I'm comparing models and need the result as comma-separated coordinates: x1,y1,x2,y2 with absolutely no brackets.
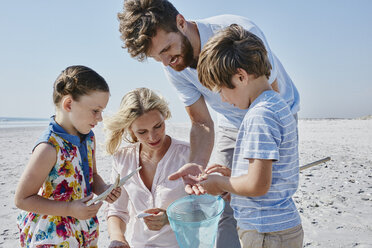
118,0,179,61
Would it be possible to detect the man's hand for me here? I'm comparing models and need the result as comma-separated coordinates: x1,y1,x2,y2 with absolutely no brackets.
168,163,206,195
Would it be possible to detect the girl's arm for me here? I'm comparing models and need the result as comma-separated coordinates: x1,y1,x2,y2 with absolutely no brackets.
91,136,121,203
14,143,102,219
201,159,272,197
92,136,109,194
92,166,110,195
107,215,130,248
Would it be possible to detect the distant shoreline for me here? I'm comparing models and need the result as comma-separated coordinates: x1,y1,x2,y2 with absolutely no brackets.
0,116,371,129
300,115,372,120
0,117,49,122
0,117,49,128
2,115,371,121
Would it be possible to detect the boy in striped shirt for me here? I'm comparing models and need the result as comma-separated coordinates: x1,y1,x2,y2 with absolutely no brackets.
197,24,303,248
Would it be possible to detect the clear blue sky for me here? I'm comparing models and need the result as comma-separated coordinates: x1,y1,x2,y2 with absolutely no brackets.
1,0,371,122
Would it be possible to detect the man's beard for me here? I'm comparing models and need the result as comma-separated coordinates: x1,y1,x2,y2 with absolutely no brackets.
172,33,198,71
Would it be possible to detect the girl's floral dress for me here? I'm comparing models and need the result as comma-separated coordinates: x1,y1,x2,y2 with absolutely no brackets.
17,117,99,247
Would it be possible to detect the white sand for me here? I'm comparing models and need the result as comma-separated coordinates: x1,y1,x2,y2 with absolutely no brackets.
0,119,371,247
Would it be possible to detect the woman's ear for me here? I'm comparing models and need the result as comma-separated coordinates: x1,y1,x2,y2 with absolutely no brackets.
129,129,137,143
61,95,73,112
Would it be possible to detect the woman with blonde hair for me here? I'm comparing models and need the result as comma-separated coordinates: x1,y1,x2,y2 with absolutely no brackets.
104,88,189,248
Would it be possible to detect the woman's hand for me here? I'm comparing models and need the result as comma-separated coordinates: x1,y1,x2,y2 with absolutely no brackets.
143,208,169,231
105,186,122,203
108,240,130,248
68,194,103,220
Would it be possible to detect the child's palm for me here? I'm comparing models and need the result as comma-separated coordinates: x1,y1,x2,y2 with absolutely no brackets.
70,195,102,220
205,164,231,177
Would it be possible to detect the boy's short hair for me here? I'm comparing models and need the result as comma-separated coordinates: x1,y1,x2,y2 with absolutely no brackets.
118,0,179,61
198,24,272,91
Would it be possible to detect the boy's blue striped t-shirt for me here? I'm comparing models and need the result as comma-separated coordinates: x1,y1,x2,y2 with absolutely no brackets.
230,90,301,233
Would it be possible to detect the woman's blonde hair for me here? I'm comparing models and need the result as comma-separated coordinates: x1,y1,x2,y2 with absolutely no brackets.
104,87,171,155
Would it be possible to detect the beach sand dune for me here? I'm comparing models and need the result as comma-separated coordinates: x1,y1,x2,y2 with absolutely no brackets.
0,119,371,247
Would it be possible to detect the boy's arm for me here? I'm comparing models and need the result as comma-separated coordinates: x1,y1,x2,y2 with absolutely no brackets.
229,159,272,197
202,159,272,197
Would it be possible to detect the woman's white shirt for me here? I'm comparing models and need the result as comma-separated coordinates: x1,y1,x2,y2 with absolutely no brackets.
106,137,189,248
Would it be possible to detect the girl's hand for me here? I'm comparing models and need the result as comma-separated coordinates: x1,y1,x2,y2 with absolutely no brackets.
105,186,122,204
108,240,130,248
205,164,231,177
143,208,169,231
69,194,103,220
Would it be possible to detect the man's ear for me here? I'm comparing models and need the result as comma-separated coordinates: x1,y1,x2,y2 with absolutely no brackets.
61,96,73,112
176,14,187,32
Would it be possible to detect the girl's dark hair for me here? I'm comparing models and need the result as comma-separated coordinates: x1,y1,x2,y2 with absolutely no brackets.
53,65,109,105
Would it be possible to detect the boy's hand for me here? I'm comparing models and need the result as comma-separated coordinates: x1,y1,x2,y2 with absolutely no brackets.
69,194,103,220
143,208,169,231
199,174,227,196
205,164,231,177
105,186,121,203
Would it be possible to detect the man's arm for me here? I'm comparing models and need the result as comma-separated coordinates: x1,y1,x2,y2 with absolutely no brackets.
168,96,214,194
186,96,214,167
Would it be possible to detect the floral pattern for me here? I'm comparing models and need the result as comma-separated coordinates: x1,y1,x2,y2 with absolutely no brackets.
17,132,99,247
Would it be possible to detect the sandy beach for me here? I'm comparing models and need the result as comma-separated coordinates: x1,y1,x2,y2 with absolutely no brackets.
0,119,371,247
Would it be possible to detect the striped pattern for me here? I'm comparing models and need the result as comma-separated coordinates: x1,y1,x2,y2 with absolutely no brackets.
231,90,301,233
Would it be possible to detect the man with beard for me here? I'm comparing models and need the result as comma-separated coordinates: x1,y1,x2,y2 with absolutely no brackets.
118,1,300,247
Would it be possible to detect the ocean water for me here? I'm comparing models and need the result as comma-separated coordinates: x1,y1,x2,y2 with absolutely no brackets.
0,117,49,128
0,117,191,138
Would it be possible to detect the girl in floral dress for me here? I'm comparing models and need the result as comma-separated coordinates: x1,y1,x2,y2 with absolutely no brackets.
14,65,121,247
